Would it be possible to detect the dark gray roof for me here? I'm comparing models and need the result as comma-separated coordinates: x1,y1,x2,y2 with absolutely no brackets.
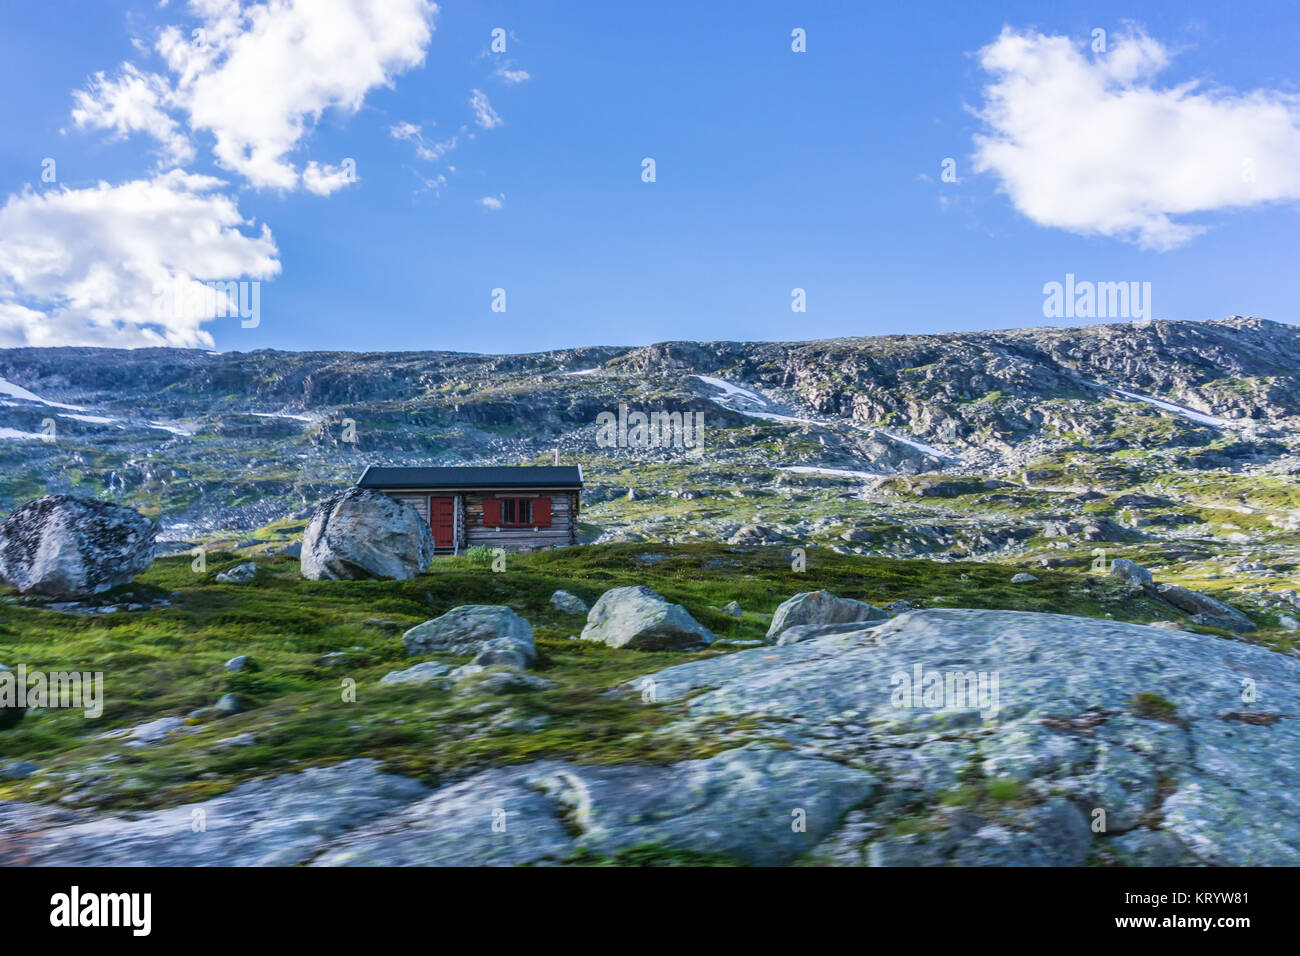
357,465,583,490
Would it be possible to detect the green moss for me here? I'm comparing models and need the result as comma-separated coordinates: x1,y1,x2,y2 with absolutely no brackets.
986,777,1023,802
1130,692,1180,724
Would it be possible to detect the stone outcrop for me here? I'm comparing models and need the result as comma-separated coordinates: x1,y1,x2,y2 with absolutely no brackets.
580,586,713,650
630,608,1300,865
403,605,536,668
1157,584,1256,632
300,488,434,581
0,495,156,598
766,590,887,642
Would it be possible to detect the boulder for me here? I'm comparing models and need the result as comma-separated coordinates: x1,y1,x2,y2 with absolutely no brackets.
629,608,1300,866
300,488,434,581
216,562,261,584
471,640,533,669
99,716,186,747
727,525,776,546
1157,585,1256,632
379,661,451,685
0,495,156,598
721,600,743,618
581,586,713,650
776,620,884,646
455,669,556,696
1011,573,1038,583
1109,558,1153,587
549,590,589,615
0,760,431,866
403,606,535,666
311,745,874,866
766,590,886,642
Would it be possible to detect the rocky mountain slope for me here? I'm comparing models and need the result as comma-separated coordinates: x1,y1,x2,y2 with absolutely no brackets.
2,316,1300,583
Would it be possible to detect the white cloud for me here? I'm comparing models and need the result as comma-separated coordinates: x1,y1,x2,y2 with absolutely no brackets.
71,64,194,165
0,171,279,348
469,88,502,128
477,194,504,210
389,121,459,162
972,26,1300,249
493,66,530,85
73,0,439,191
302,160,355,195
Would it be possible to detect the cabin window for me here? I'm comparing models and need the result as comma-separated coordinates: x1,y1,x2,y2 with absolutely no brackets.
500,498,533,526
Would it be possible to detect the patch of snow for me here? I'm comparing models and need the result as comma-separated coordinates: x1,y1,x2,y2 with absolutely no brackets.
0,427,47,440
251,411,315,422
0,375,84,411
562,368,600,376
1095,382,1233,428
149,421,195,437
737,409,820,426
59,413,119,426
875,429,953,459
694,375,767,406
780,466,880,480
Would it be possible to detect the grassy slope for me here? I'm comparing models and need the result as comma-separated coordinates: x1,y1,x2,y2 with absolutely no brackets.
0,543,1273,813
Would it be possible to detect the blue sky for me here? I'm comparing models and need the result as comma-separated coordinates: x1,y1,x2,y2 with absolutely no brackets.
0,0,1298,354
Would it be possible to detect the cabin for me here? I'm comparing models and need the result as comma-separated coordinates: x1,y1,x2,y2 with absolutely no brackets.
356,465,583,556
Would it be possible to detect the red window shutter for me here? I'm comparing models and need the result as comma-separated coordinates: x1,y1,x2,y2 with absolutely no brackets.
483,497,501,526
534,496,552,527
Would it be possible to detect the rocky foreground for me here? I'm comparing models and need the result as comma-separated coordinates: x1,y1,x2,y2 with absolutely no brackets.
3,607,1295,866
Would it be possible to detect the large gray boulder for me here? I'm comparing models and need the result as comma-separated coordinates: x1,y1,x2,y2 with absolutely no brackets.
631,608,1300,866
301,488,434,581
1109,558,1153,587
379,661,451,685
0,495,156,598
549,590,588,615
775,620,882,646
0,760,430,866
1157,585,1255,632
766,589,886,642
216,562,261,584
0,746,870,867
311,745,874,866
581,586,713,650
403,605,535,667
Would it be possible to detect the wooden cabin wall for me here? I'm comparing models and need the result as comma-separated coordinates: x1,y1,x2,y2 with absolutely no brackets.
374,487,580,552
463,491,577,551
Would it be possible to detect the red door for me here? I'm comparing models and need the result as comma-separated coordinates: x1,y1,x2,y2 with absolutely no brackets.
429,496,455,548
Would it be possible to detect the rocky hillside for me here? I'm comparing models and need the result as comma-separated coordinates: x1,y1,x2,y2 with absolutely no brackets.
3,316,1300,587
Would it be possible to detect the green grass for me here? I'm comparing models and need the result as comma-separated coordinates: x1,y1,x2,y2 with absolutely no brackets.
0,542,1236,811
